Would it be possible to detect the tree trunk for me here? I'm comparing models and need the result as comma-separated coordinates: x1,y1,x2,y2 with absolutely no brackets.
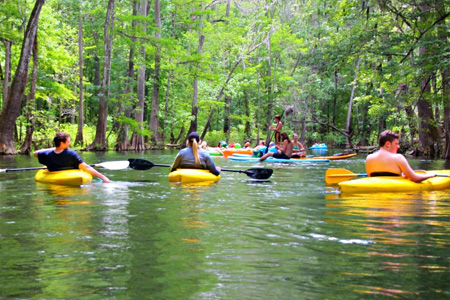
19,32,38,155
187,34,205,138
414,2,440,157
162,70,173,143
244,91,251,138
333,67,338,124
89,0,115,151
150,0,161,144
2,40,12,107
75,10,84,146
200,38,266,140
116,0,137,151
0,0,45,155
417,76,440,157
264,17,273,147
344,57,361,148
417,41,440,157
437,0,450,159
223,95,231,142
130,0,147,151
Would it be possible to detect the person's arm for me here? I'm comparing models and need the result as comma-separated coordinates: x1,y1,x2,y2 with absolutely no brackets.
170,154,182,172
34,147,55,157
299,142,305,151
397,155,436,183
275,121,282,132
79,162,111,183
204,155,221,176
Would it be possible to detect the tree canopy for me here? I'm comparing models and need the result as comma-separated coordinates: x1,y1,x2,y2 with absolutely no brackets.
1,0,450,158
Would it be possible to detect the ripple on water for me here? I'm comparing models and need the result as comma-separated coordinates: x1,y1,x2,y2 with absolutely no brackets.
1,153,450,299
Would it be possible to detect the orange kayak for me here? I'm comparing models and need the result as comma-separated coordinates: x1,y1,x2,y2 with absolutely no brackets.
223,149,253,158
318,153,357,160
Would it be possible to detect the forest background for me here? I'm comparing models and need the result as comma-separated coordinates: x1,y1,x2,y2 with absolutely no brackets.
1,0,450,158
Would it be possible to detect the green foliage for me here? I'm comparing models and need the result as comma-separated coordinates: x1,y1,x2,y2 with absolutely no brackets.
3,0,450,153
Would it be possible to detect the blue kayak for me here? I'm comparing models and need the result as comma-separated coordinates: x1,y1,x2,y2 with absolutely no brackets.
229,156,330,163
309,143,328,149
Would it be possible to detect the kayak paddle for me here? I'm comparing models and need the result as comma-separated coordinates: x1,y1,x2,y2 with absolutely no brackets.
0,160,130,173
325,168,449,185
325,168,367,185
128,158,274,180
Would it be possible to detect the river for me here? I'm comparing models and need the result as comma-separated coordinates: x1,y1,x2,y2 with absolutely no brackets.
1,150,450,299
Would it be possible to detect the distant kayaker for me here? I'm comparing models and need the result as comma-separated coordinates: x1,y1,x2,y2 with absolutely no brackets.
170,131,221,175
291,133,306,158
269,115,283,147
259,132,293,161
365,130,435,183
200,140,209,150
34,132,111,183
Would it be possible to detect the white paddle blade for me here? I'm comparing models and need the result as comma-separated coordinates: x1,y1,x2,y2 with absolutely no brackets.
96,160,130,170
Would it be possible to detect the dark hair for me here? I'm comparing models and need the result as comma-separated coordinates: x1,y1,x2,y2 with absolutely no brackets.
54,132,70,147
379,130,399,147
274,115,281,121
186,132,200,164
280,132,290,142
187,131,200,143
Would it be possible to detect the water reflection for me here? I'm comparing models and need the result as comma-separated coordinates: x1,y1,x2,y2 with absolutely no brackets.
323,191,450,297
2,152,450,298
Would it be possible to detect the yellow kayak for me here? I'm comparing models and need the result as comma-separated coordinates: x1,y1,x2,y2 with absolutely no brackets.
168,169,220,183
35,169,93,186
338,170,450,193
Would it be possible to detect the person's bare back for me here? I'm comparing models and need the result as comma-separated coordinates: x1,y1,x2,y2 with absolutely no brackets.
365,130,435,183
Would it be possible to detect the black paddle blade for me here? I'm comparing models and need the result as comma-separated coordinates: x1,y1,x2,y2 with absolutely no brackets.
128,159,154,170
244,168,273,179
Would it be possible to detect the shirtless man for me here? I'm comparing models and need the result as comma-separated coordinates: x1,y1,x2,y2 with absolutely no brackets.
259,132,293,161
269,115,283,147
365,130,435,183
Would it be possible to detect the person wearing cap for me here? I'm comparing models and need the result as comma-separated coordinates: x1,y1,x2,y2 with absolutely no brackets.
170,132,221,175
259,132,293,161
268,142,277,153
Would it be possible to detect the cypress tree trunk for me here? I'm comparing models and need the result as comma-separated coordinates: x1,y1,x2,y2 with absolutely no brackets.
89,0,114,151
2,40,11,107
186,34,205,139
223,95,231,143
150,0,162,144
437,0,450,159
115,1,137,151
244,91,251,139
0,0,45,155
75,9,84,146
130,0,147,151
344,57,361,149
19,32,38,155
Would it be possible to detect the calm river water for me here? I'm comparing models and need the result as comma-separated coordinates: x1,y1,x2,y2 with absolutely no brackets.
1,150,450,299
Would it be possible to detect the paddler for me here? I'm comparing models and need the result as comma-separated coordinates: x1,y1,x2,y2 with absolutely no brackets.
365,130,436,182
291,133,306,158
259,132,293,161
34,132,111,183
269,114,283,147
170,131,221,175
